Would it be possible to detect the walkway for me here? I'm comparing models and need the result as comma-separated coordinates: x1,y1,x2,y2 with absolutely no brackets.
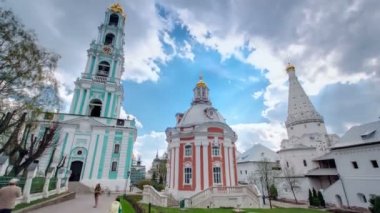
29,193,120,213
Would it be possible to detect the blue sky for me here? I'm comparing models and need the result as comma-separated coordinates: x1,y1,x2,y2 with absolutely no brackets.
4,0,380,168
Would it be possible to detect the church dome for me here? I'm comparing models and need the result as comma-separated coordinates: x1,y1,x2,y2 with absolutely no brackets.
178,103,225,127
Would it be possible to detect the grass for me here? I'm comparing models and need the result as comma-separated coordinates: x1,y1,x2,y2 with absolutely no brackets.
123,195,323,213
14,193,63,210
119,196,135,213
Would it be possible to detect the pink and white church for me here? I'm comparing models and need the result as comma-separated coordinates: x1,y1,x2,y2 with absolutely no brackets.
142,77,262,208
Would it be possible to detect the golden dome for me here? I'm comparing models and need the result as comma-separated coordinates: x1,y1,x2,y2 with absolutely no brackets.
196,79,207,88
109,3,125,15
286,63,295,73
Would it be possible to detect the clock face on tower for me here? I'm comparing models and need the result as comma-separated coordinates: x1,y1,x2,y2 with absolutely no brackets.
205,107,216,119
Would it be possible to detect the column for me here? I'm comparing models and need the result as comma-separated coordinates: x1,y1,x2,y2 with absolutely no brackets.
170,147,175,188
81,88,90,115
108,93,115,117
75,89,84,114
195,140,201,191
101,91,108,117
229,146,235,186
174,144,179,190
224,145,231,186
202,141,209,189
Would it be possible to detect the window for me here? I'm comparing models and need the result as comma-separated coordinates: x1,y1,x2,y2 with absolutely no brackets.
97,61,110,77
303,160,307,167
212,145,220,156
352,161,359,169
185,145,192,156
286,161,289,168
213,167,221,184
114,144,120,154
371,160,379,168
245,170,247,175
104,33,115,45
240,170,242,175
357,193,367,203
111,161,117,171
109,14,119,26
77,150,82,155
184,167,192,184
89,99,102,117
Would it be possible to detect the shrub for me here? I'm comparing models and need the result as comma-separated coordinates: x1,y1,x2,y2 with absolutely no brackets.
318,191,325,208
123,195,144,213
369,195,380,213
269,184,278,200
309,189,313,206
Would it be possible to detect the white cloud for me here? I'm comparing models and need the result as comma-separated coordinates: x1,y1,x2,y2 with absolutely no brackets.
120,107,143,129
252,90,264,100
231,122,287,152
178,40,195,61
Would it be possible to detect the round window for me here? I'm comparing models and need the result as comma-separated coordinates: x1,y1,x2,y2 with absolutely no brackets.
77,150,82,155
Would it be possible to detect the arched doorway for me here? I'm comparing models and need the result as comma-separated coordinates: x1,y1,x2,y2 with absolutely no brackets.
89,99,102,117
69,161,83,182
335,194,343,208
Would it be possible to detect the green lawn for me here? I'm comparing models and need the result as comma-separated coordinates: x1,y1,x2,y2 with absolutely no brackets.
140,204,322,213
119,196,135,213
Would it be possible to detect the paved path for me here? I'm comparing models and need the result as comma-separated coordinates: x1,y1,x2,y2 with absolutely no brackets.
29,193,120,213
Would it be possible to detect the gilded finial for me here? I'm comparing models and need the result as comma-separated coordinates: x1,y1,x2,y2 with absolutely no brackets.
196,73,207,88
286,63,295,73
109,3,125,16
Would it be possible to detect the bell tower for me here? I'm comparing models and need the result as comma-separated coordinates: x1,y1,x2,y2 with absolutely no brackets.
69,3,126,118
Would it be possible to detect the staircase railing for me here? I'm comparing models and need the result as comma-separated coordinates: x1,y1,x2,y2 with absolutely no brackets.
189,185,261,208
142,185,168,207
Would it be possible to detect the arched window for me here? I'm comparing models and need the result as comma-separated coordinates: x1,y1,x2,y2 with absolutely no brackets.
184,166,192,184
104,33,115,45
213,166,221,184
89,99,102,117
109,14,119,26
97,61,110,77
111,161,117,171
357,193,367,203
185,145,192,156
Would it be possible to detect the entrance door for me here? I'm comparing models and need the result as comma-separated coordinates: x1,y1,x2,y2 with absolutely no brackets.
69,161,83,181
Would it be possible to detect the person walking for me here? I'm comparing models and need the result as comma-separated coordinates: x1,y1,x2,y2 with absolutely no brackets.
109,197,122,213
93,183,102,208
0,178,22,213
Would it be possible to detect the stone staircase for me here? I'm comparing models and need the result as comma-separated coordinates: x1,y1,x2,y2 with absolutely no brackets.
68,182,93,194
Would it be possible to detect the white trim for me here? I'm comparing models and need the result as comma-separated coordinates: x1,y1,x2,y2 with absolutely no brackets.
195,143,201,191
224,146,230,186
203,143,209,189
174,147,179,189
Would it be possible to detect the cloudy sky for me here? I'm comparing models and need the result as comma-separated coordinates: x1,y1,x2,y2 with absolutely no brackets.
3,0,380,168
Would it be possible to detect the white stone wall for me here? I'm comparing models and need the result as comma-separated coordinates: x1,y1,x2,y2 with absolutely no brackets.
278,149,319,176
325,144,380,209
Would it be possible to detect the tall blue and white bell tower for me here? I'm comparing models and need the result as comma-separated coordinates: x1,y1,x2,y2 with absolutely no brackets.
36,3,137,191
69,3,126,119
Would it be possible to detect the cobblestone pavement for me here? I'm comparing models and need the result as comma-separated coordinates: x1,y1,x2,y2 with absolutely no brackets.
29,193,120,213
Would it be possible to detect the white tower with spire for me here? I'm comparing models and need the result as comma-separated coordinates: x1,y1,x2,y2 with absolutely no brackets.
277,63,339,202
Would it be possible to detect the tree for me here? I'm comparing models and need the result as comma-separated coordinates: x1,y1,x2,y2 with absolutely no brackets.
269,184,278,200
282,167,299,204
308,189,313,206
312,188,320,207
256,158,274,208
0,9,60,112
318,191,325,208
369,195,380,213
0,8,61,176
